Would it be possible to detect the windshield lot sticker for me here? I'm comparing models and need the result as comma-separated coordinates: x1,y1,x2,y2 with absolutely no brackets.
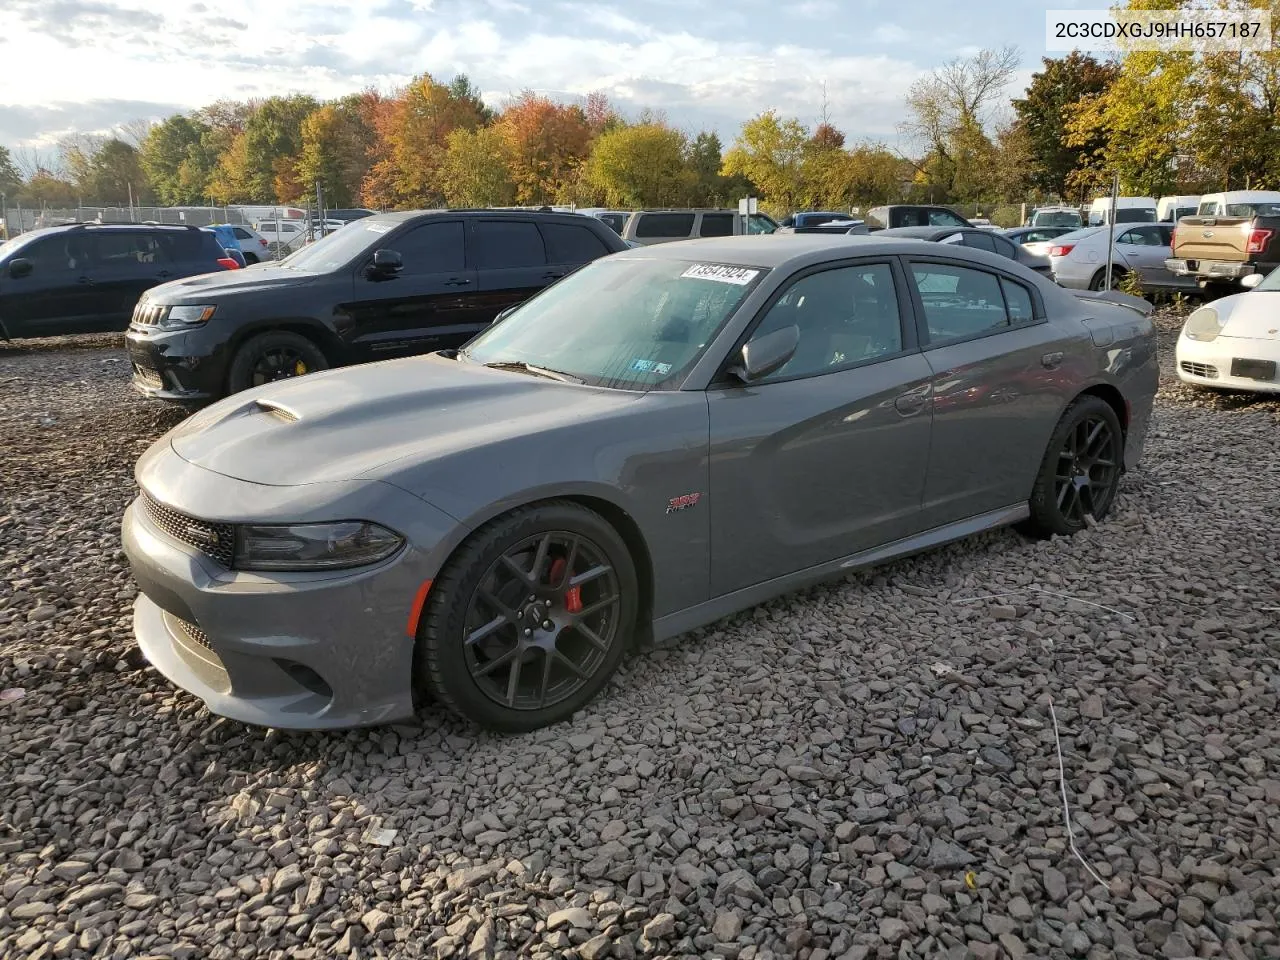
631,358,656,372
681,264,759,285
653,362,672,375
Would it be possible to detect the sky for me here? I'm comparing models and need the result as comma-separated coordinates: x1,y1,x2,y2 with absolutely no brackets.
0,0,1088,154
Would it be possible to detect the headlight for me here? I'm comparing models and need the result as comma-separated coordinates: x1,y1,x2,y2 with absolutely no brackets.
234,521,404,571
1183,307,1223,342
159,304,217,330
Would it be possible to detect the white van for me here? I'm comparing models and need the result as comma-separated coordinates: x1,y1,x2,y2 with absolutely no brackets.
1027,205,1083,228
1157,196,1201,223
1194,190,1280,217
1087,196,1158,226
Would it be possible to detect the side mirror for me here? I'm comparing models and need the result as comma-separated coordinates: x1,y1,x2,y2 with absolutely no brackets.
1241,273,1264,289
368,249,403,277
730,325,800,383
8,258,32,279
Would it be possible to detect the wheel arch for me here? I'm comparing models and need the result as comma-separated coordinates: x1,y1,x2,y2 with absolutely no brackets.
1073,381,1129,435
225,318,345,367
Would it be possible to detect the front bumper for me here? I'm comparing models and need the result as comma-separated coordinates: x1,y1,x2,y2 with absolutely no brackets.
122,450,466,729
126,325,228,402
1175,334,1280,393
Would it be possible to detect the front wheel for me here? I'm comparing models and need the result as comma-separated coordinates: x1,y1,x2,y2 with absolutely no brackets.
226,330,328,395
418,502,638,731
1025,396,1124,537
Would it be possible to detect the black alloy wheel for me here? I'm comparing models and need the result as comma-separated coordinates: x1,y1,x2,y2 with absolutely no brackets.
226,330,329,396
1025,395,1124,537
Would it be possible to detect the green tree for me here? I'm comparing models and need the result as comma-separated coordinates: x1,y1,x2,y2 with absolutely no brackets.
62,136,150,202
141,115,216,205
584,123,692,207
1013,52,1119,199
722,111,808,210
0,146,21,195
241,94,320,201
440,126,517,206
296,101,376,208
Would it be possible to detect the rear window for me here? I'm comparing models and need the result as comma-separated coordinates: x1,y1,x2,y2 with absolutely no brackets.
1226,202,1280,217
596,214,625,234
635,213,695,238
232,227,253,239
540,222,611,263
698,213,734,237
1114,208,1157,223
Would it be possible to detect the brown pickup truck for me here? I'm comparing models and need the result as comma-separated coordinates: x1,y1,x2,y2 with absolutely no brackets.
1165,197,1280,289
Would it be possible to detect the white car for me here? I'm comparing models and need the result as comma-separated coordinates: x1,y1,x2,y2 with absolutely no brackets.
224,224,271,264
1176,272,1280,393
255,219,306,250
1047,224,1197,293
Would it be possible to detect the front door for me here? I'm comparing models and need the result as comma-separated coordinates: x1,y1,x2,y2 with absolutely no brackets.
1115,225,1176,287
89,229,171,331
903,257,1088,527
0,233,102,337
341,219,483,360
707,259,934,597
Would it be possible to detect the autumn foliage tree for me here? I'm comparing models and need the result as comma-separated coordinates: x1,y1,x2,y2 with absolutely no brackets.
497,92,593,204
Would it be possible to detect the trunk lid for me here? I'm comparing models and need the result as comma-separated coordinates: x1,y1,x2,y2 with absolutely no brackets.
1172,216,1252,262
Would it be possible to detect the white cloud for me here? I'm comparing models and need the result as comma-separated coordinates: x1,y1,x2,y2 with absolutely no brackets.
871,23,909,43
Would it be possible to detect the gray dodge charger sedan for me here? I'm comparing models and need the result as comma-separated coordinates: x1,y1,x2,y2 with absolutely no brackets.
122,235,1157,731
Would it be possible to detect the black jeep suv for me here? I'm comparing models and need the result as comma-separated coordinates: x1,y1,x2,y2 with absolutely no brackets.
126,209,628,403
0,223,237,340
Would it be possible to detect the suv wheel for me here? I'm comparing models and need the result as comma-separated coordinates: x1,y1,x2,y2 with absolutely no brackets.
227,331,328,394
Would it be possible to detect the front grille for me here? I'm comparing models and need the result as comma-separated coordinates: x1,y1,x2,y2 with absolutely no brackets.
131,302,165,326
172,616,212,649
133,364,163,388
1180,361,1219,380
141,493,236,567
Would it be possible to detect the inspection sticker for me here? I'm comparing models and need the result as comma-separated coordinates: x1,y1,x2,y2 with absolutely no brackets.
681,263,759,285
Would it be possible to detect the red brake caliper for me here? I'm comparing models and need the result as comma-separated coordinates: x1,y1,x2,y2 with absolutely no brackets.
549,557,582,613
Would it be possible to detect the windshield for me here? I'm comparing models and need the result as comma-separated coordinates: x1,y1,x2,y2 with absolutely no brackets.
463,257,764,389
1033,211,1082,227
279,219,396,271
1114,208,1157,223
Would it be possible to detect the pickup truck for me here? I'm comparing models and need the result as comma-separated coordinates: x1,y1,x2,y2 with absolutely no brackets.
1165,192,1280,289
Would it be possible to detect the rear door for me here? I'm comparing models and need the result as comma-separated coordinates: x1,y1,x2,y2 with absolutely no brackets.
342,218,482,359
698,212,735,238
90,230,172,330
905,257,1087,527
0,234,101,337
707,258,934,595
471,218,553,314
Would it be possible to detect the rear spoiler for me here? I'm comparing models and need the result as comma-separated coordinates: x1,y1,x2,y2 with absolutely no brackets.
1069,288,1154,317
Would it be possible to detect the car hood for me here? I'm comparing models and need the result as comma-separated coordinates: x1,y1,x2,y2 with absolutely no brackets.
1219,291,1280,340
147,264,315,302
168,354,641,487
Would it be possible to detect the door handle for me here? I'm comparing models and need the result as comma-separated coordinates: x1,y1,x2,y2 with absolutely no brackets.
894,387,930,417
1041,351,1064,370
443,278,471,287
542,272,565,281
77,277,94,285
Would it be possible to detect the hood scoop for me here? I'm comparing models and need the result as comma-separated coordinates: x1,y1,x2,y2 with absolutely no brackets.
254,398,299,422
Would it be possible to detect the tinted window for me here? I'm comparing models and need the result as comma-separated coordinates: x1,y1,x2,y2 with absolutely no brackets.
392,221,465,274
1118,226,1162,246
232,227,254,240
597,214,625,234
540,222,611,263
474,220,545,269
990,235,1019,260
157,230,206,262
747,213,776,234
635,213,695,238
1001,278,1035,322
15,235,80,272
699,213,734,237
909,264,1010,342
750,263,903,381
91,231,168,270
1226,202,1280,216
929,209,969,226
961,231,996,252
1114,208,1157,223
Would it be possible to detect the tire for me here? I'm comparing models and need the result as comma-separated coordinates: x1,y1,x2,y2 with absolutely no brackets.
1089,267,1126,291
418,501,638,732
226,330,328,395
243,252,260,265
1024,396,1125,538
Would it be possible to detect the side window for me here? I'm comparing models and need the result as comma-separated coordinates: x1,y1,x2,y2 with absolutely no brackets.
961,231,996,252
930,210,968,226
747,213,776,234
909,263,1013,342
635,213,695,238
92,231,164,268
473,221,545,269
1119,227,1159,246
990,235,1019,260
1000,278,1035,323
157,231,202,262
232,227,254,240
17,237,75,272
748,263,903,381
389,221,465,274
698,213,734,237
540,222,611,263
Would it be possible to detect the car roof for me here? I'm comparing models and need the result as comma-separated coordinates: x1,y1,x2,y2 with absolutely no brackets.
876,226,972,239
366,209,615,225
609,234,1007,269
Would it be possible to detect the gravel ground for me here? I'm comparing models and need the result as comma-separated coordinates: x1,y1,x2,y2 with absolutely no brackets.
1,313,1278,960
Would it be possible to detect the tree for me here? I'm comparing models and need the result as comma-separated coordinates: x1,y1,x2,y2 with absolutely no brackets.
240,94,320,201
722,111,808,210
1013,53,1119,200
61,136,150,202
141,115,216,205
296,101,376,208
902,45,1020,200
439,127,517,207
0,146,21,195
207,132,256,204
498,92,593,204
584,123,692,207
21,170,77,205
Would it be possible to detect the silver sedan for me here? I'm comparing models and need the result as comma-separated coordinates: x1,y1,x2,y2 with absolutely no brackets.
1049,224,1198,292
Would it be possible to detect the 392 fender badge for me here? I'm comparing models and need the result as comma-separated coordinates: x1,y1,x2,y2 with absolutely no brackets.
666,492,702,514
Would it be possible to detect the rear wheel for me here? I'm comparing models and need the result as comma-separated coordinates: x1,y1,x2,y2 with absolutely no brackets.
1089,267,1127,291
226,331,328,395
1025,396,1124,537
243,252,260,265
418,502,638,731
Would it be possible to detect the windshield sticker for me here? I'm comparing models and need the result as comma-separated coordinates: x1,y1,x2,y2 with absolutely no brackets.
681,263,760,285
653,362,672,375
629,359,674,376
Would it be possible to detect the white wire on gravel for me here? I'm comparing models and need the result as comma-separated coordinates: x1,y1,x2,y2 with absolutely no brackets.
1048,695,1109,889
954,586,1136,621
